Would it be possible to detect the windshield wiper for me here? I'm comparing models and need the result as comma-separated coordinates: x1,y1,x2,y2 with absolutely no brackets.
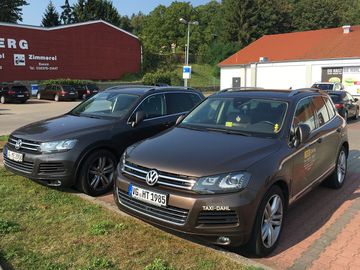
205,127,250,136
178,124,206,131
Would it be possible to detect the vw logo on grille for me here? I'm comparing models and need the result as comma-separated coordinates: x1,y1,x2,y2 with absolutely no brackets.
146,170,159,186
15,139,23,150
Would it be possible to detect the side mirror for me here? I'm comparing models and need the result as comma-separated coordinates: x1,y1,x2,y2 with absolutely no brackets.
293,124,311,148
131,111,145,127
354,98,358,102
176,115,185,125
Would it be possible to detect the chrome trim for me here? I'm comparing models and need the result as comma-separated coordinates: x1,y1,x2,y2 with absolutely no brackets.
116,187,187,226
122,162,196,190
3,160,33,174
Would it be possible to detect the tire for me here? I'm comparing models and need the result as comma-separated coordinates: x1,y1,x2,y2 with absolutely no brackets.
246,185,285,257
37,92,41,100
82,94,87,100
77,149,117,196
352,108,359,120
344,111,348,121
0,96,5,104
54,94,59,102
322,146,347,189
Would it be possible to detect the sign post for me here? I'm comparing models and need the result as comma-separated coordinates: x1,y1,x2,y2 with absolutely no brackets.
183,66,191,87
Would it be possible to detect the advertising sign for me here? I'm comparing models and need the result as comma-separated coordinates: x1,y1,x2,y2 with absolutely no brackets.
343,66,360,96
321,67,343,83
183,66,192,79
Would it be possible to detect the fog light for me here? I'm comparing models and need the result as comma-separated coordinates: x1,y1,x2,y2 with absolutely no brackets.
47,180,61,187
217,236,231,245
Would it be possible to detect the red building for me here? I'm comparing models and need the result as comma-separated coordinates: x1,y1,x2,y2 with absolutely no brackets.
0,20,141,81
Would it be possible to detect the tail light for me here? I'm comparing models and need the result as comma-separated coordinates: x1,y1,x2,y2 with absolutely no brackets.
60,90,66,96
8,90,16,95
335,103,344,109
86,90,91,94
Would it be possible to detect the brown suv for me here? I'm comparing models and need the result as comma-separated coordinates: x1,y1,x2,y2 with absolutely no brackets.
114,89,349,257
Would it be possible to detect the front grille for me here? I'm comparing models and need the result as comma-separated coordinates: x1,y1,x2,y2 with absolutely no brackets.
8,136,40,152
122,161,196,190
198,211,239,226
3,155,34,174
117,188,189,225
38,163,66,174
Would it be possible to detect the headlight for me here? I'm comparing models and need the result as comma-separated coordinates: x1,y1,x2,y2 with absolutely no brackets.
117,152,126,174
39,139,77,153
192,172,251,194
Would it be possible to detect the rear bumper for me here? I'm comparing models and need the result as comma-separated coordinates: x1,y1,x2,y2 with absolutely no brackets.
3,144,77,187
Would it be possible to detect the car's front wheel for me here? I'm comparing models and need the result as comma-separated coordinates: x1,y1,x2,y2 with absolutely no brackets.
0,96,6,104
77,149,117,196
54,94,59,102
247,185,285,257
37,92,41,100
353,108,359,120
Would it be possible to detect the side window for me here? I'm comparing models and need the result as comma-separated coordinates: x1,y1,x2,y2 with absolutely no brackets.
347,93,354,102
293,97,316,132
135,94,166,120
323,97,336,119
165,93,198,115
312,96,330,127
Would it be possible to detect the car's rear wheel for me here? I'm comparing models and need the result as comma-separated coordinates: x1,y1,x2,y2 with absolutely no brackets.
37,92,41,100
77,149,117,196
323,146,347,189
54,94,59,102
353,108,359,120
246,185,285,257
0,96,6,104
344,110,348,121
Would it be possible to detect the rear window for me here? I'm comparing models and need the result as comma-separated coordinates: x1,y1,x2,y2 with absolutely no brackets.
62,85,75,92
312,84,333,91
329,94,341,103
165,93,200,115
87,84,99,91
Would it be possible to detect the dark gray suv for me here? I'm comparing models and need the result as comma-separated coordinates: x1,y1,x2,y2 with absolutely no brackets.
114,88,348,257
3,86,204,196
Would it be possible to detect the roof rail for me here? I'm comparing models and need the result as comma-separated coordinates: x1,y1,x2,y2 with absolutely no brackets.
220,87,265,92
288,88,327,97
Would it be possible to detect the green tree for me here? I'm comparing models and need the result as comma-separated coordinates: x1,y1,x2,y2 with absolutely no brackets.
41,1,61,27
60,0,74,24
291,0,345,31
0,0,28,23
130,12,146,35
73,0,121,26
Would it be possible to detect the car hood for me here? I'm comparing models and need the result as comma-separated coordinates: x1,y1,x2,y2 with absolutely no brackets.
11,114,114,142
126,127,281,177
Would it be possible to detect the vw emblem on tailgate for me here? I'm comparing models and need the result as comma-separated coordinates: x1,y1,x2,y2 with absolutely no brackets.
146,170,159,186
15,139,23,150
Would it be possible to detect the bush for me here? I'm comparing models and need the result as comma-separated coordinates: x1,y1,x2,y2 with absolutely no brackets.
40,79,93,86
142,71,181,86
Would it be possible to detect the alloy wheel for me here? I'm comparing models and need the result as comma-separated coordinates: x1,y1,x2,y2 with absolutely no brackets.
0,96,5,104
87,156,115,191
337,150,347,184
261,194,283,248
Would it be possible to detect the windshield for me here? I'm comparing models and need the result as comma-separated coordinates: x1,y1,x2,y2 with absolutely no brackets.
62,85,76,92
312,84,333,91
180,97,288,136
87,84,99,90
70,92,139,119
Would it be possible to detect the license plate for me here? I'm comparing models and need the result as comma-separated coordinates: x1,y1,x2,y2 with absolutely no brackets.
7,149,23,162
17,95,24,97
70,92,75,95
129,184,167,207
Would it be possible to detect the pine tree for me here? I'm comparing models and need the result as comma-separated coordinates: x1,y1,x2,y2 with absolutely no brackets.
60,0,74,24
41,1,61,27
0,0,28,23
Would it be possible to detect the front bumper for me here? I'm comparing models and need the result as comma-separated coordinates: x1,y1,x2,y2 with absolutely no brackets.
3,144,77,187
114,172,259,246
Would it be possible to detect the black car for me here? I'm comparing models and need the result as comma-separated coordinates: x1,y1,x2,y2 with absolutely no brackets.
0,83,30,104
75,83,100,100
3,86,204,196
114,88,348,257
328,91,359,120
37,84,78,101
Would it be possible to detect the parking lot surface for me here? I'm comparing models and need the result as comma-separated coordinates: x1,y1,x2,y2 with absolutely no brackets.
0,99,81,135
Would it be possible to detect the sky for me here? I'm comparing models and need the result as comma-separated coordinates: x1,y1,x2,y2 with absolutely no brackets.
22,0,212,26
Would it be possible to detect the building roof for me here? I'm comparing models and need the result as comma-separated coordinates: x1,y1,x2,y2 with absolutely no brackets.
0,20,139,40
219,26,360,67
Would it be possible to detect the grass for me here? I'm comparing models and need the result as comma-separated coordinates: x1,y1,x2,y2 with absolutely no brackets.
0,135,9,151
176,64,220,89
0,168,252,270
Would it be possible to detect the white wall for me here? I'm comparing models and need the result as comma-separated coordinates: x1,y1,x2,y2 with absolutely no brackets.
220,58,360,91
